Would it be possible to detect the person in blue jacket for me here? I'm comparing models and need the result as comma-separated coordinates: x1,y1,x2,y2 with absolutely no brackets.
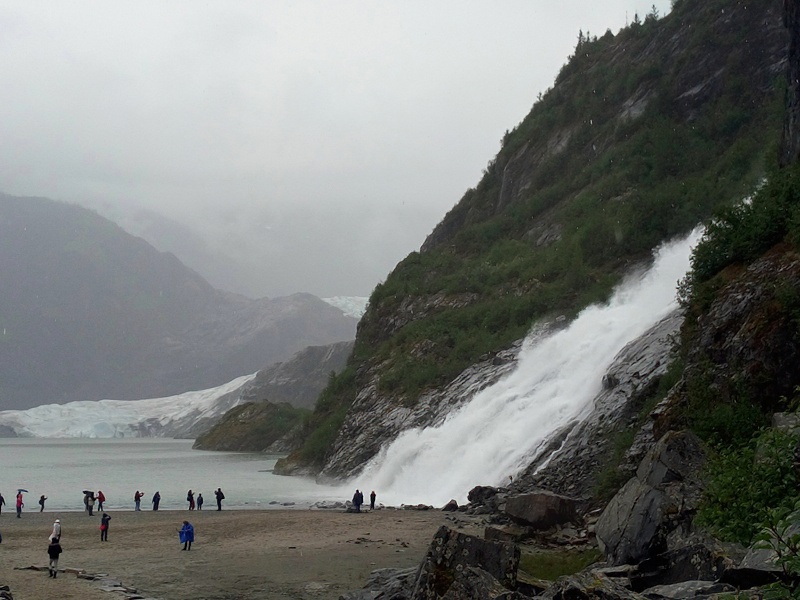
179,520,194,551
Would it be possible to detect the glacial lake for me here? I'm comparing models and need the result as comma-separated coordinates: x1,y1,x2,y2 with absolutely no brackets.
0,438,349,513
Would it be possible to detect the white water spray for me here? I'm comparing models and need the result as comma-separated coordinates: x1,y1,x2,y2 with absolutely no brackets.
356,229,702,507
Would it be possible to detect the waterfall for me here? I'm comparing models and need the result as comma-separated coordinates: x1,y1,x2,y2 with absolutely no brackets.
355,228,702,507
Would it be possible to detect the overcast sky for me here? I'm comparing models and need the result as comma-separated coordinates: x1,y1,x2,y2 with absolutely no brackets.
0,0,673,299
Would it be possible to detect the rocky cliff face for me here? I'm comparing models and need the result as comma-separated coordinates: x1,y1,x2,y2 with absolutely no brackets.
303,0,787,481
782,0,800,165
237,341,354,410
317,340,524,479
422,1,786,254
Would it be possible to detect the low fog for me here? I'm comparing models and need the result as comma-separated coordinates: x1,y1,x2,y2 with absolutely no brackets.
0,0,672,298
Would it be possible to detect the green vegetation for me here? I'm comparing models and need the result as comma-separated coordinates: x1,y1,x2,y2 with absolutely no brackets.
290,0,784,470
519,548,603,581
680,162,800,308
698,428,800,545
755,501,800,598
675,161,800,545
193,402,310,451
290,367,357,468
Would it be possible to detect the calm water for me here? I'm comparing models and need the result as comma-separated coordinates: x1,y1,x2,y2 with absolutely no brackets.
0,439,347,512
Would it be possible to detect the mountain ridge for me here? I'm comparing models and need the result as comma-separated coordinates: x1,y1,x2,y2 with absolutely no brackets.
0,193,358,410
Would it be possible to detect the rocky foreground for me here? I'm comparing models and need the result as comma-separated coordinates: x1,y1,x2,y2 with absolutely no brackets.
342,425,793,599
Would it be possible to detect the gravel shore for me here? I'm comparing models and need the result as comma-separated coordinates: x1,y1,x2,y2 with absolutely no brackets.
0,507,478,599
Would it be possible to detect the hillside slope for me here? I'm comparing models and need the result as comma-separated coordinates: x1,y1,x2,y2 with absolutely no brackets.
0,194,357,410
278,0,788,477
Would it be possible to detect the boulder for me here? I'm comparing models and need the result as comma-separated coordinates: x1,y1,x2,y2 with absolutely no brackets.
340,566,418,600
635,431,705,494
639,580,736,599
440,567,531,600
539,572,648,600
629,543,735,591
469,486,500,504
503,490,578,529
442,499,459,512
595,477,667,565
596,431,706,566
484,525,532,543
410,526,519,599
721,537,787,588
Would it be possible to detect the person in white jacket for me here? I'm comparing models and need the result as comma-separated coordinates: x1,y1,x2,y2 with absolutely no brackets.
51,518,61,542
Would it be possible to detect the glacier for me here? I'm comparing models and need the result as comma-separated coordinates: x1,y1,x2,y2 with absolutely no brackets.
322,296,369,318
0,374,255,438
0,295,367,439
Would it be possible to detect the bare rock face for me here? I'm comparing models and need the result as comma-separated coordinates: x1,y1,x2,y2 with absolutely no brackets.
688,250,800,411
781,0,800,166
518,310,683,499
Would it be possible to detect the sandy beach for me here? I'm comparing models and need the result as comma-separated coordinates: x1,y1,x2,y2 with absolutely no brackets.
0,507,480,600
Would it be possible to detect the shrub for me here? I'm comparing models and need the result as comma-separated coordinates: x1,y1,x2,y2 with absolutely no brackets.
698,428,800,545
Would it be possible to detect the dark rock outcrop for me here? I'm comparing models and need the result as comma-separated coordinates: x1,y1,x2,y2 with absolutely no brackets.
410,526,520,599
539,572,647,600
639,580,736,600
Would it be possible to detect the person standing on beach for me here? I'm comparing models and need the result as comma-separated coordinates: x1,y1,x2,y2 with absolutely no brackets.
179,520,194,550
0,492,4,514
152,491,161,511
47,536,62,578
97,490,105,511
370,490,376,511
215,487,224,511
51,518,61,542
84,492,94,516
187,490,195,510
100,513,111,542
197,493,204,510
39,495,47,512
352,489,363,513
16,491,23,518
134,491,142,511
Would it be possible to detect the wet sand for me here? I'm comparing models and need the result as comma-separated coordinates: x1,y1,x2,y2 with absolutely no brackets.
0,508,480,600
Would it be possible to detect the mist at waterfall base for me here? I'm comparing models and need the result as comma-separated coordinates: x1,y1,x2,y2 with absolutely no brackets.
355,229,702,507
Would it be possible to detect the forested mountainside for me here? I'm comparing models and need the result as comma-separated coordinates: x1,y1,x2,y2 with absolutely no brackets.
276,0,788,476
0,194,357,410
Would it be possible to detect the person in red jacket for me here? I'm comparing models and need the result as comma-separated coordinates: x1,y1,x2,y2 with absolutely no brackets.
15,492,23,518
97,490,106,511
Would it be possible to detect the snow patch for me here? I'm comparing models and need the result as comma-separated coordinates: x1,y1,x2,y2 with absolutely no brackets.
322,296,368,319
